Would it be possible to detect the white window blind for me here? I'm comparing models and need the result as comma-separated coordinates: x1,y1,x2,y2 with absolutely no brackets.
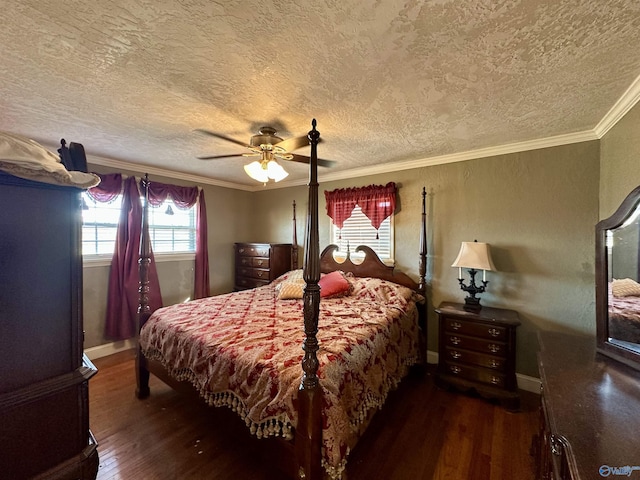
330,205,394,263
81,193,196,256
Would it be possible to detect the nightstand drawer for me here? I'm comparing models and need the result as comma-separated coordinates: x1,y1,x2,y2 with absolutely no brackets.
444,333,507,357
443,361,506,388
444,317,507,341
444,347,506,371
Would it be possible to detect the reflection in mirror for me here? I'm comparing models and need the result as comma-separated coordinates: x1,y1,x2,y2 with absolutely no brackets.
597,185,640,371
607,204,640,352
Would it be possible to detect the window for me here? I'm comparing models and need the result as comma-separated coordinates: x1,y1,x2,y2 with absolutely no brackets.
82,192,196,257
330,204,394,264
82,193,121,256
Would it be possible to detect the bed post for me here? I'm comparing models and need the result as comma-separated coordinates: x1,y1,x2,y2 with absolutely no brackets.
135,173,151,399
418,186,428,364
292,200,298,270
295,119,323,480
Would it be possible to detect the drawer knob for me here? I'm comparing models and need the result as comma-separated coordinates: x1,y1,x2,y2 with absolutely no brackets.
241,258,249,265
257,271,264,277
490,376,500,385
488,328,500,337
238,248,245,254
256,260,264,266
489,359,500,369
450,321,462,330
488,344,500,353
450,336,461,345
451,350,462,359
450,365,461,374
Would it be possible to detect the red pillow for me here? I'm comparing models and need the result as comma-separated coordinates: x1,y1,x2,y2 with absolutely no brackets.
318,271,352,298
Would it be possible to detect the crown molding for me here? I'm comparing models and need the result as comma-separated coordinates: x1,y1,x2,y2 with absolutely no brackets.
594,73,640,138
72,127,600,192
84,152,256,191
48,71,640,193
266,128,599,189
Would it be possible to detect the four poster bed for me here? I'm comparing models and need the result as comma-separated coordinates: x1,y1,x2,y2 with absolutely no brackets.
135,120,428,479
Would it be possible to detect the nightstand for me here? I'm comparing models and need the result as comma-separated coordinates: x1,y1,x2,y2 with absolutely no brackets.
435,301,521,411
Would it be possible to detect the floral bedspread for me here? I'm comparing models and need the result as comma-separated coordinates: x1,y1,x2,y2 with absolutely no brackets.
140,275,422,479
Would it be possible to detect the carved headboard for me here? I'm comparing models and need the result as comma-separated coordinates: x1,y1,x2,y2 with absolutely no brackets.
319,244,419,291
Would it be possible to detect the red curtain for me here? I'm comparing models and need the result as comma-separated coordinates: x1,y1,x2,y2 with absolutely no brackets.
143,179,210,299
325,182,397,231
87,175,163,340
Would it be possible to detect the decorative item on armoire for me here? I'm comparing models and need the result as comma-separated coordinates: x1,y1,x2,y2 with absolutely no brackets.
451,240,497,311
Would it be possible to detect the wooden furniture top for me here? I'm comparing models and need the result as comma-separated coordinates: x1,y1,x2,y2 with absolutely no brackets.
538,331,640,479
436,302,521,326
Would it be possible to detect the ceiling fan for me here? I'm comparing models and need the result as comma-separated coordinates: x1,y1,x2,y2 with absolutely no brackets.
195,126,336,183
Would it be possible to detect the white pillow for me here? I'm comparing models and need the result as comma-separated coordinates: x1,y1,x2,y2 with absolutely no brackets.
0,131,99,188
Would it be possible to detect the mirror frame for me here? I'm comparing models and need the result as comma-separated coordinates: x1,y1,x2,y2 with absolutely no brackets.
596,185,640,371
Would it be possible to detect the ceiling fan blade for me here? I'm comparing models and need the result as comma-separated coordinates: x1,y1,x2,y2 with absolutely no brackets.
195,129,251,148
273,135,310,152
288,153,336,168
197,153,247,160
274,135,324,153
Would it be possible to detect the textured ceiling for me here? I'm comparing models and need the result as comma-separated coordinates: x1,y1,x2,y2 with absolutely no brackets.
1,0,640,189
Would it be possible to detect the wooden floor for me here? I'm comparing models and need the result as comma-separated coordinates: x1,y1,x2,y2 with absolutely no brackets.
90,350,539,480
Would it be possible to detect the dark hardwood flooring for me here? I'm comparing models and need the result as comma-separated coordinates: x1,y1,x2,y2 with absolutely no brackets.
90,350,539,480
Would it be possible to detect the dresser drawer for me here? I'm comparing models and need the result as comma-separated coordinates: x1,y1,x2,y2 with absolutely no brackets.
236,267,270,280
236,244,270,257
444,333,507,357
443,317,507,341
237,256,270,268
235,276,270,289
443,361,506,388
444,347,506,371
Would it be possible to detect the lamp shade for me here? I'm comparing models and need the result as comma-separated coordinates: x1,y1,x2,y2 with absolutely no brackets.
451,241,496,271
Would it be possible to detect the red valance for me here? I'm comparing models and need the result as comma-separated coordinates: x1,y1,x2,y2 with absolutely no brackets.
325,182,396,230
145,181,199,209
86,173,123,203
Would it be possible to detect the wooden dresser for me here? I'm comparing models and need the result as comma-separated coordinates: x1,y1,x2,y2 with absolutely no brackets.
536,331,640,480
0,172,98,479
234,243,293,291
435,301,520,410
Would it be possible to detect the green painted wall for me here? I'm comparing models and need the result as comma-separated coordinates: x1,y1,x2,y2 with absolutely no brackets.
251,142,600,377
600,103,640,218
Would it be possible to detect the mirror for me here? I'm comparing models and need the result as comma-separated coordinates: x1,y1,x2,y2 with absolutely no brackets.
596,185,640,371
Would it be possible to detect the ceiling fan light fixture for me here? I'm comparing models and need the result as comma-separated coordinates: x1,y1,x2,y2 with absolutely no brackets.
267,160,289,182
244,161,269,183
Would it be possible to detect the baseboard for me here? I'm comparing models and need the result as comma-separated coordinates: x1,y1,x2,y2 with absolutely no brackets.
425,349,541,395
84,339,136,360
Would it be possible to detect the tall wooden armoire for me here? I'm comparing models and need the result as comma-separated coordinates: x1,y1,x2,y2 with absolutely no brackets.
0,171,98,479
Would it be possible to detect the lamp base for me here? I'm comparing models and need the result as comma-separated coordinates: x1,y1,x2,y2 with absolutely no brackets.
463,296,482,312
